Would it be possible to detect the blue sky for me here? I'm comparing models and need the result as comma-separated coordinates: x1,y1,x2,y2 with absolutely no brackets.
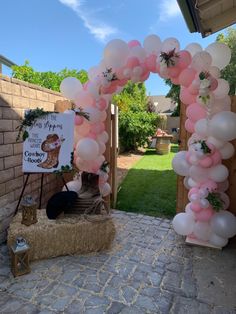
1,0,233,95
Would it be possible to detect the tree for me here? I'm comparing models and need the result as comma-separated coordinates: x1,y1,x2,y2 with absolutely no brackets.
216,27,236,95
12,61,88,91
165,79,180,116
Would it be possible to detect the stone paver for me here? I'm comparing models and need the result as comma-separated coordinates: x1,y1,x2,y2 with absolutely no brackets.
0,210,236,313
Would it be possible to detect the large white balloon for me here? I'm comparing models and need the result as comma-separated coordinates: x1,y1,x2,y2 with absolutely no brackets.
143,34,162,56
189,165,209,183
85,107,102,123
209,111,236,142
172,151,190,176
185,43,202,57
76,138,99,160
194,119,209,137
213,79,230,98
208,232,228,247
104,39,129,68
172,213,195,235
130,46,146,62
193,221,211,241
205,42,231,70
161,37,180,52
211,211,236,238
209,164,229,182
191,51,212,71
219,142,235,159
60,77,82,100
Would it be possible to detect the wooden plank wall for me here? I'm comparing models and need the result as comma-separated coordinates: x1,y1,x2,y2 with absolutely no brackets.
176,96,236,215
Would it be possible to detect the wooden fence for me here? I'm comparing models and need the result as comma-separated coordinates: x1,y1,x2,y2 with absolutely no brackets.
176,96,236,215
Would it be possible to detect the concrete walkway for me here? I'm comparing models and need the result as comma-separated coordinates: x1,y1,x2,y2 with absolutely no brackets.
0,210,235,313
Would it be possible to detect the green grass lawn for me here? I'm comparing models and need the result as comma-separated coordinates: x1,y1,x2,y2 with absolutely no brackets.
116,145,178,218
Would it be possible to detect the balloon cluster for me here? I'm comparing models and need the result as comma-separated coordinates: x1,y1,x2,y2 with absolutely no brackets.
59,35,236,246
172,42,236,248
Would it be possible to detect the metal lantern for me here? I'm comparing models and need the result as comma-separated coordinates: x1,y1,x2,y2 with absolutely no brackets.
10,237,31,277
21,195,38,226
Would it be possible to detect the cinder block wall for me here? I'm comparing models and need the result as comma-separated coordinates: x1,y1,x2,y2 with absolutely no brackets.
0,76,66,243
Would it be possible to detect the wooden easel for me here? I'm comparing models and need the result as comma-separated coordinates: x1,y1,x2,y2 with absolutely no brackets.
14,172,69,216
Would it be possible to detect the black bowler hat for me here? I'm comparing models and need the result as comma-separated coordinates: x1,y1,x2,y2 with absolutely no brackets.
46,191,78,219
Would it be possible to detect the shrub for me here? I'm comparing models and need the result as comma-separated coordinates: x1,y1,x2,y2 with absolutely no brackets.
119,111,161,151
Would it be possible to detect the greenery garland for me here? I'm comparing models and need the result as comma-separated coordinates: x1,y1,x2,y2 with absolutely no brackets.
206,192,225,211
16,108,50,141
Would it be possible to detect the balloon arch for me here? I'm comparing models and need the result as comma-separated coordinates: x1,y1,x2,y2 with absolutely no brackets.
60,35,236,248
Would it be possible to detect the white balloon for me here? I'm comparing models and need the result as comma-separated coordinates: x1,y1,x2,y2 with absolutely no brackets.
88,66,101,80
211,211,236,239
217,180,229,192
184,176,191,189
97,131,109,144
194,119,209,137
193,221,211,241
76,138,99,160
200,198,210,209
185,203,195,218
161,37,180,52
209,164,229,182
60,77,82,100
213,79,230,98
220,192,230,210
172,151,190,176
188,177,198,188
191,51,212,71
206,136,225,149
208,232,228,247
143,34,162,56
104,39,129,68
62,179,82,193
100,182,111,196
172,213,195,235
209,111,236,141
208,66,221,79
185,43,202,57
219,142,235,159
129,46,146,62
205,42,231,70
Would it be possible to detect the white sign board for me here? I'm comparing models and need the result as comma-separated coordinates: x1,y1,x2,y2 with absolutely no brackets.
22,112,74,173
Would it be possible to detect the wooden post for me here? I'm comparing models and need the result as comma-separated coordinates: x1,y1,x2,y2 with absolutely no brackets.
104,104,111,210
110,104,118,208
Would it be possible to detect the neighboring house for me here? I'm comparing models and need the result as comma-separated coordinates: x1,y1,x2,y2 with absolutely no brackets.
148,95,177,115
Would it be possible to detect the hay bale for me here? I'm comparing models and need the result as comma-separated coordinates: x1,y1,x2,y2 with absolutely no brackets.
7,210,116,261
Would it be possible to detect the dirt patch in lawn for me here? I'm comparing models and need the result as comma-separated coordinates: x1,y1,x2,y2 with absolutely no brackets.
117,152,143,186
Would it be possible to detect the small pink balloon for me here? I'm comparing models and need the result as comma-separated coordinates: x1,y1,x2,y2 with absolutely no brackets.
145,54,158,72
190,202,202,212
87,132,97,140
128,40,141,48
209,77,218,91
117,78,128,86
171,76,180,85
96,98,108,111
180,87,197,105
90,122,105,134
177,50,192,69
188,187,200,198
74,115,84,126
179,68,196,87
195,207,214,222
199,156,213,168
185,119,195,133
140,71,150,81
186,103,206,122
211,151,222,166
126,57,140,69
200,180,217,192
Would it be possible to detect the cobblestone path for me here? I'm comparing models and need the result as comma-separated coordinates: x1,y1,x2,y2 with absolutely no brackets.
0,211,235,313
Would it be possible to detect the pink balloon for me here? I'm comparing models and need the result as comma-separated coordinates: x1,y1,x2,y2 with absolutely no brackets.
188,83,199,95
126,57,140,69
140,71,150,81
195,207,214,222
200,180,217,192
185,119,195,133
96,98,108,111
74,115,84,126
209,77,218,91
186,103,206,122
171,76,180,85
77,121,91,136
90,122,105,134
199,156,213,168
75,91,94,108
211,151,222,166
168,66,180,78
190,202,202,212
145,54,157,72
117,78,128,86
177,50,192,69
188,187,200,198
179,68,196,87
180,87,197,105
87,132,97,140
128,40,141,48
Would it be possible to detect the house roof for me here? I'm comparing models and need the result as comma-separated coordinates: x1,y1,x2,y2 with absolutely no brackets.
148,95,176,113
177,0,236,38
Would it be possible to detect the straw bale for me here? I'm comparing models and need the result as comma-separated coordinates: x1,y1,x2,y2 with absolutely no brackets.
7,210,116,261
